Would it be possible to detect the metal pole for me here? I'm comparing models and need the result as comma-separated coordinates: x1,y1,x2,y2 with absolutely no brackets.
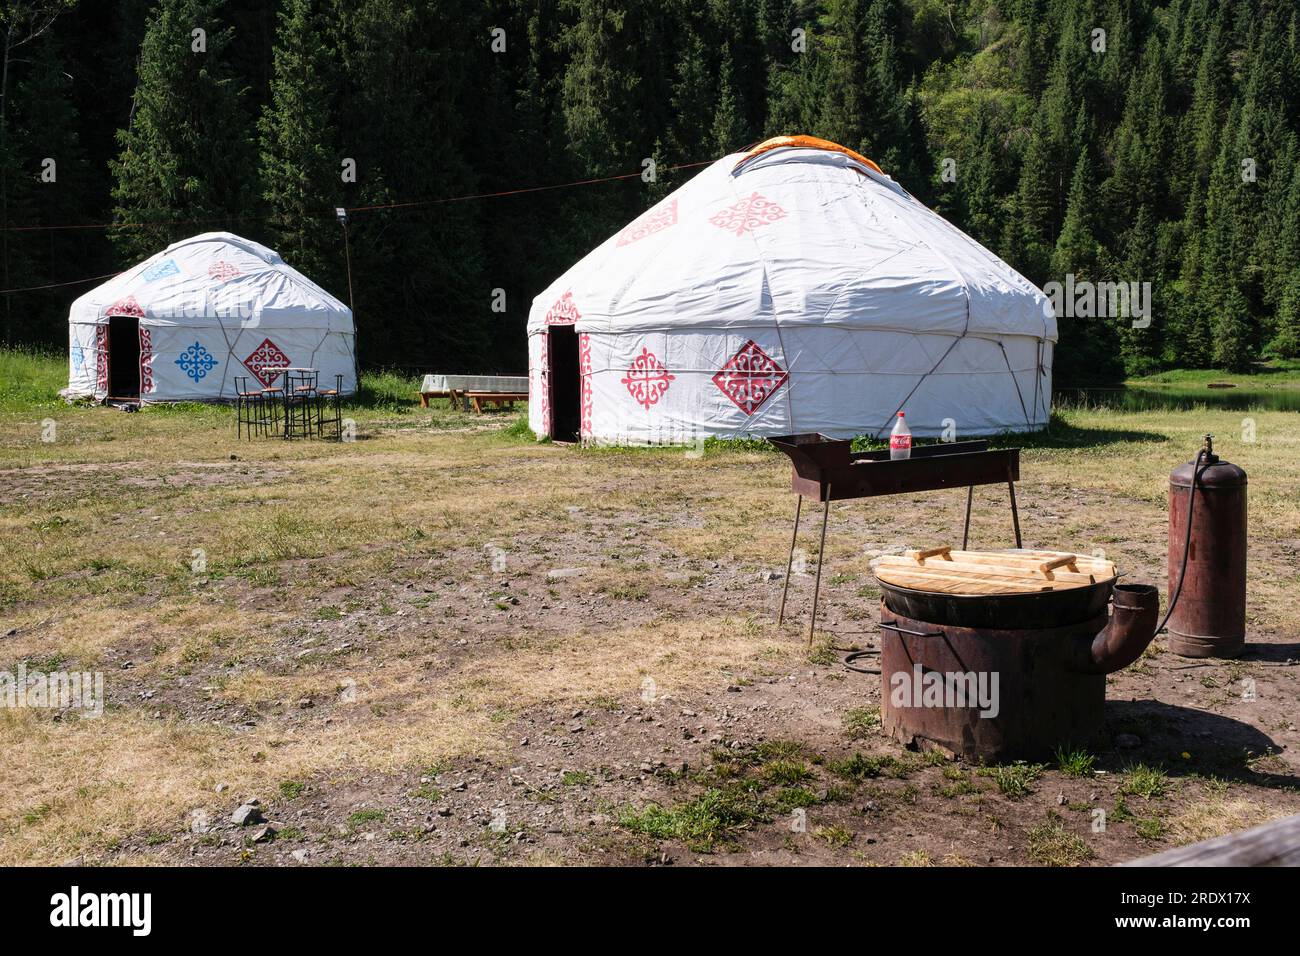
340,215,358,394
1008,480,1022,549
777,494,802,626
808,485,831,645
340,218,355,312
962,485,974,550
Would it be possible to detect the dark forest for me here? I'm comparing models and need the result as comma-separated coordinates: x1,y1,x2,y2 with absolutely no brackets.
2,0,1297,384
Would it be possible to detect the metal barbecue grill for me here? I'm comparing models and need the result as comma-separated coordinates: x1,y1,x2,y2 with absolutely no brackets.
767,433,1023,640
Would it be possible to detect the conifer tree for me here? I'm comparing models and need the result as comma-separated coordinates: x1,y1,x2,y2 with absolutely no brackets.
258,0,338,284
110,0,252,263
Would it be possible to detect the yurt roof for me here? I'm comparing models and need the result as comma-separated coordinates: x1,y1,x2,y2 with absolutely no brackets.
69,232,352,332
528,136,1055,343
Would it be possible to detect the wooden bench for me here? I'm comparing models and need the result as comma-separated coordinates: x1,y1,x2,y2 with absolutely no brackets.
1121,812,1300,866
466,390,524,413
419,388,462,408
418,374,527,411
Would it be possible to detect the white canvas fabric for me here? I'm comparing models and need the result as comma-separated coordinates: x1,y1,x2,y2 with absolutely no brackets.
65,232,356,402
527,142,1056,442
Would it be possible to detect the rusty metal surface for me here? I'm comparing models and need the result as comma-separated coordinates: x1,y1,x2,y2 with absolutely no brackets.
879,602,1107,760
878,585,1159,760
1072,583,1160,674
880,576,1112,630
1167,455,1248,658
768,434,1015,502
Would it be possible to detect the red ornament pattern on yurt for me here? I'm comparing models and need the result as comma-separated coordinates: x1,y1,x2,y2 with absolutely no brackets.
545,290,581,325
579,332,593,439
617,199,678,246
242,338,291,388
95,324,109,394
712,339,788,415
621,347,675,410
538,333,550,435
708,192,787,236
139,327,155,394
106,295,145,318
208,261,241,281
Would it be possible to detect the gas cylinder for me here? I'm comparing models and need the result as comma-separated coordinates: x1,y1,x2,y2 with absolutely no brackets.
1167,435,1247,658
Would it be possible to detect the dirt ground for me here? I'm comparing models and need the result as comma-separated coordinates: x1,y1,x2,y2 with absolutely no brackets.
1,403,1297,866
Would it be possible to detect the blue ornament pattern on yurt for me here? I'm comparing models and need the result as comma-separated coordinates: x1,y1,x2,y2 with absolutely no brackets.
143,258,180,282
175,341,218,383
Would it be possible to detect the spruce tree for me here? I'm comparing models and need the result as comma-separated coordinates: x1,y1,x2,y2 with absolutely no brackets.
110,0,253,263
258,0,339,284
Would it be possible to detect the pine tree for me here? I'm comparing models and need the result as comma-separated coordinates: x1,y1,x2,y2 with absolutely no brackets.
258,0,339,284
1117,204,1160,374
7,31,90,343
1273,270,1300,358
109,0,253,263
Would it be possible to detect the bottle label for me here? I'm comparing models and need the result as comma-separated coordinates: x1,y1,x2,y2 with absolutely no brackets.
890,434,911,449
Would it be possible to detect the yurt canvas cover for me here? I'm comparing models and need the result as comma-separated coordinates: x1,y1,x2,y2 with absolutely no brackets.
527,136,1056,444
65,232,356,403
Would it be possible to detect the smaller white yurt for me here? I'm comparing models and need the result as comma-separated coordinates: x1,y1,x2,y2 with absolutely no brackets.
64,232,356,403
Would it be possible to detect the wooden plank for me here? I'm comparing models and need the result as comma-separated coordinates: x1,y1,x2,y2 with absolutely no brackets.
879,561,1083,590
875,565,1059,595
1039,554,1080,573
879,555,1100,586
1120,813,1300,867
875,569,1016,595
910,545,952,561
916,549,1115,580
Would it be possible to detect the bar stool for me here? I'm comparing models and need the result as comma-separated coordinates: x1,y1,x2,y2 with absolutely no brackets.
260,376,285,436
234,376,263,439
316,374,344,440
284,369,319,439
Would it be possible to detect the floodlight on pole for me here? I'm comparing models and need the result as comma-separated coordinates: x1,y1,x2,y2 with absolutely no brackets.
336,206,354,311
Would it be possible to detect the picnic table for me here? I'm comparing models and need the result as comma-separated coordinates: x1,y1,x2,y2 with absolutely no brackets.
419,374,527,411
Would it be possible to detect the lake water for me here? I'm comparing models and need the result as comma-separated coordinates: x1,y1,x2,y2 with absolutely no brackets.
1053,386,1300,413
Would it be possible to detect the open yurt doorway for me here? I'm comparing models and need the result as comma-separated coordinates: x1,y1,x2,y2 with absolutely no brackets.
107,315,140,401
547,325,581,442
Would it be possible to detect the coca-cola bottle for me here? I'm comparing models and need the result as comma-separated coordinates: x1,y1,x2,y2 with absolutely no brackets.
889,412,912,460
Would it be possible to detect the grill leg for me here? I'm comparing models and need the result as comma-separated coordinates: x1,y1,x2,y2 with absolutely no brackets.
808,486,831,645
962,485,974,550
1008,480,1022,549
777,495,802,626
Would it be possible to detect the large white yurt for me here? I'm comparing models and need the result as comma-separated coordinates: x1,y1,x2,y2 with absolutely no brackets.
64,232,356,403
527,136,1056,444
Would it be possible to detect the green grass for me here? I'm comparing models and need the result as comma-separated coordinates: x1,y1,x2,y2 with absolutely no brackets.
842,707,881,740
1128,359,1300,389
346,808,386,828
0,347,66,411
979,761,1045,799
813,824,854,848
1027,814,1094,866
617,785,769,853
1055,747,1097,778
760,758,814,786
1118,763,1169,801
278,780,307,800
830,752,912,781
